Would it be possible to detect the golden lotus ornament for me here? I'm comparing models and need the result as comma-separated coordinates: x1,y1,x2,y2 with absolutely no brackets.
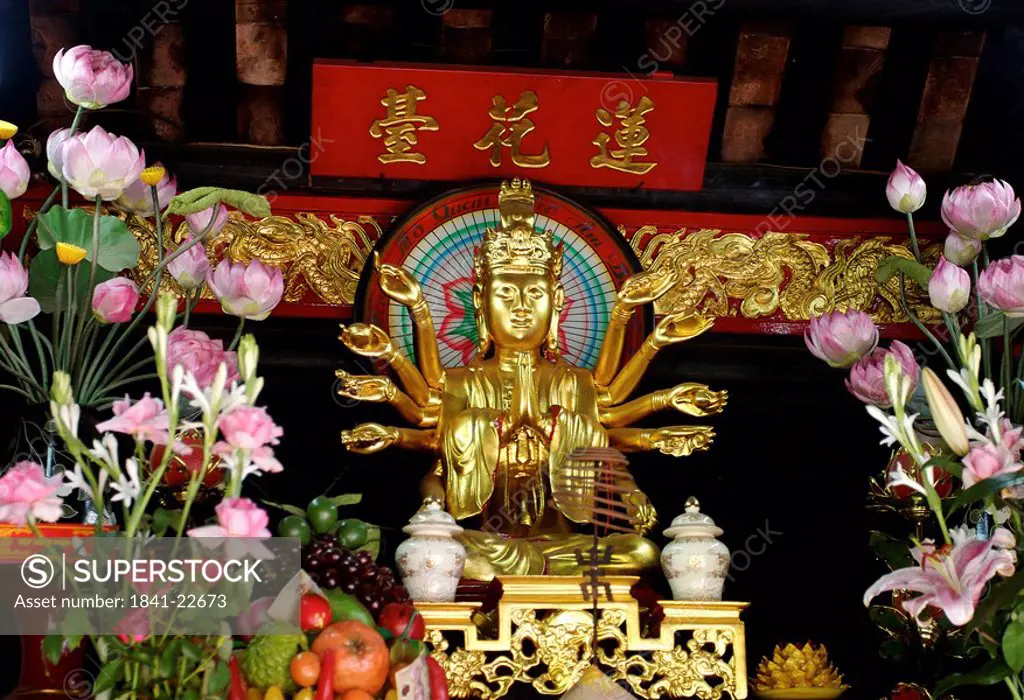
339,177,728,580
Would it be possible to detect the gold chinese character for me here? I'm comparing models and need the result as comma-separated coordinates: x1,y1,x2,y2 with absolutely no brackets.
473,90,550,168
369,85,439,164
590,96,658,175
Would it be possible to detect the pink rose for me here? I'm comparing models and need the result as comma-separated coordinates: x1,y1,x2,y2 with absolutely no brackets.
216,406,283,451
188,497,271,539
0,461,64,525
845,340,920,407
96,393,172,445
962,443,1021,488
166,327,239,390
92,277,139,324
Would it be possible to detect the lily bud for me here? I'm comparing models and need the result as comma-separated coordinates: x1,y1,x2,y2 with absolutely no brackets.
921,367,969,456
50,371,74,406
155,293,177,333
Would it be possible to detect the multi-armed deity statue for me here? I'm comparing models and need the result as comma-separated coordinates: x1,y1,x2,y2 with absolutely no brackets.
337,179,726,581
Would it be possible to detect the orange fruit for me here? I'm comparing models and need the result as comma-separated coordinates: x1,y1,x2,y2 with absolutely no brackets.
290,651,321,688
311,621,389,694
339,691,375,700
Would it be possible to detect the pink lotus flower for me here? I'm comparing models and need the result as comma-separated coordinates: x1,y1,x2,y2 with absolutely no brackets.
53,45,133,110
91,277,138,324
942,180,1021,240
166,236,210,291
846,341,919,407
0,252,41,324
804,309,879,368
886,160,926,214
96,393,172,445
185,204,229,239
961,443,1021,488
943,231,982,266
217,406,283,451
117,168,176,215
0,461,65,525
0,141,30,200
61,126,145,201
45,128,72,181
207,260,284,321
188,497,272,539
977,255,1024,317
166,327,239,390
928,256,970,313
864,537,1015,625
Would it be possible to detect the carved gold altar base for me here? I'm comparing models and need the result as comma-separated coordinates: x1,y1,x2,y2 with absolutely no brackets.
419,576,749,700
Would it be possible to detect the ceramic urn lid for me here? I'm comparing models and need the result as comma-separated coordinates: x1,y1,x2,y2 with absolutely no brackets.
402,497,464,537
663,497,724,539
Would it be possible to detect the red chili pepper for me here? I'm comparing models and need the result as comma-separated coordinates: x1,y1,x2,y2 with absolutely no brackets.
315,649,335,700
228,656,247,700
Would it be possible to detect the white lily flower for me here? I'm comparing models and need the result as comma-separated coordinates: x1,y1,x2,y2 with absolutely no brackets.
59,463,90,498
887,466,928,496
88,434,120,471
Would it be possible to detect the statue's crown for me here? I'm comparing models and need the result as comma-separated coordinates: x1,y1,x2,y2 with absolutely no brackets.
476,178,562,278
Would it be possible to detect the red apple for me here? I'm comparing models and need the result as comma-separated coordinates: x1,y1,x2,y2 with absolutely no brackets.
300,593,332,632
378,603,425,641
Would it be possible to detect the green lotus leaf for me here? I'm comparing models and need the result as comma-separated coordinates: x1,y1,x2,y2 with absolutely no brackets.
167,187,271,218
0,189,10,240
29,248,115,314
35,206,140,271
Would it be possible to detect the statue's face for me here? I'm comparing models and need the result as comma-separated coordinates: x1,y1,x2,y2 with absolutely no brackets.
483,270,556,351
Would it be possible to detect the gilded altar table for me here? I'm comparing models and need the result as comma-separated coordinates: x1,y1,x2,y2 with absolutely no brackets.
418,576,749,700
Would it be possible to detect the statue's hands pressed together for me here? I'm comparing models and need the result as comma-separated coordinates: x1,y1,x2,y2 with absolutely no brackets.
339,323,394,359
617,267,676,308
375,253,424,307
341,423,400,454
507,352,547,438
650,311,714,349
666,383,728,417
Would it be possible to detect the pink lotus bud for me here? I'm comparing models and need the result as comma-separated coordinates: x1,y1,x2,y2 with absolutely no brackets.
52,45,133,110
943,231,982,266
91,277,139,324
61,126,145,201
185,204,229,239
978,255,1024,317
0,251,41,324
0,141,30,200
166,236,210,291
804,309,879,368
928,257,971,313
45,128,72,181
941,180,1021,241
845,340,919,407
207,259,284,321
117,167,176,215
886,160,927,214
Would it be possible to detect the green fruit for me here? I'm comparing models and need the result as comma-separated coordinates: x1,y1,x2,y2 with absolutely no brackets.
306,497,338,534
321,589,376,628
335,518,369,548
277,515,311,545
241,621,307,693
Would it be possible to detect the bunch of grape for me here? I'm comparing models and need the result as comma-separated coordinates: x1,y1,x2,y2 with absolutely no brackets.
302,534,409,615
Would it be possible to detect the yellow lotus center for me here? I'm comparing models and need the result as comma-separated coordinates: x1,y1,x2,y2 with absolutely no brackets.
0,120,17,140
56,242,88,265
140,166,166,187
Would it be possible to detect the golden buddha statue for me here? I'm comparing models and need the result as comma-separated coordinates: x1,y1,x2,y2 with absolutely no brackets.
338,179,726,581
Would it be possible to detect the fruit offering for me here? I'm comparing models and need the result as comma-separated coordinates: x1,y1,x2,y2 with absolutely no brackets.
753,642,848,694
242,621,308,693
311,621,390,695
301,534,409,618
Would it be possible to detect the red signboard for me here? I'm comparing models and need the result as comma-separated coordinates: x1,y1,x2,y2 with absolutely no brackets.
311,61,717,192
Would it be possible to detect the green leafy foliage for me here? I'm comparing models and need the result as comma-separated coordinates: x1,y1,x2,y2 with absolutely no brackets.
935,658,1011,697
327,493,362,507
36,206,140,271
947,473,1024,514
152,507,184,536
1003,621,1024,672
974,311,1024,339
28,248,114,313
41,634,65,666
875,255,933,289
167,187,271,218
869,531,915,569
94,658,125,694
0,189,11,239
207,660,231,694
355,523,382,559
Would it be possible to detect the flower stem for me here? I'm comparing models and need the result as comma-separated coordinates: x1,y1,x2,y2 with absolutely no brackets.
17,186,60,261
227,317,245,351
60,107,85,210
1004,317,1015,407
898,272,957,372
906,212,922,261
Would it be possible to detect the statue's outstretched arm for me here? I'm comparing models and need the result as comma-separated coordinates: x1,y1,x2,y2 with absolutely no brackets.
607,425,715,456
600,382,728,427
341,423,438,453
339,323,432,405
594,268,676,386
605,311,714,404
335,370,439,427
375,255,445,389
